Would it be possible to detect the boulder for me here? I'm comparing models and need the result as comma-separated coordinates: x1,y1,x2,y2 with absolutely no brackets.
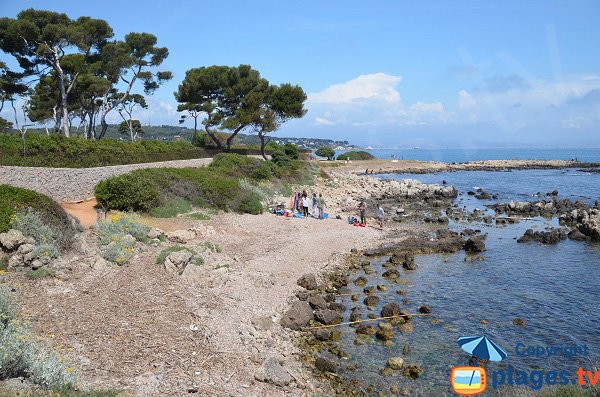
381,303,403,318
307,295,328,310
403,364,422,379
387,357,404,370
382,269,400,279
517,228,566,244
0,230,27,251
167,230,196,243
354,276,367,286
280,301,314,330
297,273,318,290
579,210,600,241
147,228,163,239
254,356,292,386
418,305,432,314
164,250,193,273
376,322,394,341
356,324,377,335
314,309,342,325
314,356,338,374
464,237,486,253
364,295,380,307
568,228,589,241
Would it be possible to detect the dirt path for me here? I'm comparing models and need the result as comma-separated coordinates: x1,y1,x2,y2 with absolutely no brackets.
61,199,98,228
12,211,388,396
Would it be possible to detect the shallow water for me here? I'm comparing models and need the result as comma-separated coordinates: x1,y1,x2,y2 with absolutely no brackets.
334,170,600,395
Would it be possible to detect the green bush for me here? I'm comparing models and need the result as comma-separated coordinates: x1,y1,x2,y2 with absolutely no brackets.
95,172,161,212
336,150,375,161
12,208,58,245
26,267,56,280
148,198,192,218
315,146,335,160
209,153,273,181
189,212,211,220
283,143,300,160
31,244,60,260
203,241,222,253
0,133,209,168
0,285,16,328
0,185,75,248
96,214,150,264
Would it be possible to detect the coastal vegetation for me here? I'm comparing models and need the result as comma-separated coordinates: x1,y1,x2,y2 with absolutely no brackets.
0,185,75,246
336,150,375,161
315,146,336,160
94,152,309,216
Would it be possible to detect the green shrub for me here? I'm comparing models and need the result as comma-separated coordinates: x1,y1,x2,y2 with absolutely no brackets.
31,244,60,260
0,133,208,168
96,214,149,264
12,208,58,245
336,150,375,161
271,150,292,167
209,153,273,181
95,172,161,212
315,147,335,160
0,185,75,248
189,212,211,220
283,143,300,160
156,245,195,265
236,191,263,215
0,315,75,389
193,257,205,266
26,267,56,280
203,241,222,253
0,285,16,328
0,257,7,271
148,198,192,218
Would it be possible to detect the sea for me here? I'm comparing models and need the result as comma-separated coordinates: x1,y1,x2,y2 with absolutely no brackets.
334,148,600,163
331,151,600,396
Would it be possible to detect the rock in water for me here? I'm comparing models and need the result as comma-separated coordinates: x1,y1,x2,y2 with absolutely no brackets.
315,356,338,373
464,237,486,253
403,364,422,379
254,356,292,386
418,305,432,314
280,301,314,330
387,357,404,370
297,273,318,290
568,228,589,241
364,295,380,307
380,303,403,317
376,322,394,341
579,209,600,241
314,309,342,325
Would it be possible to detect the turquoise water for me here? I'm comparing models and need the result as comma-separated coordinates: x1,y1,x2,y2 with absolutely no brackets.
335,170,600,396
334,148,600,163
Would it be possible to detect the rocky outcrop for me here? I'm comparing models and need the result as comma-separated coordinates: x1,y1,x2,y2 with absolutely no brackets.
280,301,313,330
517,228,567,244
464,237,486,253
578,209,600,241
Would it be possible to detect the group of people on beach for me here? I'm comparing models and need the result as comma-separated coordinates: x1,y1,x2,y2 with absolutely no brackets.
290,190,327,219
286,191,385,228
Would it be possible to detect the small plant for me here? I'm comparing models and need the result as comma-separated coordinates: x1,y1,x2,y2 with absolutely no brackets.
0,257,7,271
31,244,60,260
101,240,135,265
26,267,56,280
97,213,150,244
193,256,205,266
0,285,17,328
189,212,211,220
203,241,222,253
156,245,195,265
148,198,192,218
11,208,58,245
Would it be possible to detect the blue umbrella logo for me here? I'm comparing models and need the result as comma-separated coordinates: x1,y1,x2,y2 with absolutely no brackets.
458,335,508,362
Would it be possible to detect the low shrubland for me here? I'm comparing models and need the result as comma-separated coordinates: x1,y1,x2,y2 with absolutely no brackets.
336,150,375,161
96,214,150,265
0,133,209,168
0,285,75,389
95,152,311,216
0,185,75,249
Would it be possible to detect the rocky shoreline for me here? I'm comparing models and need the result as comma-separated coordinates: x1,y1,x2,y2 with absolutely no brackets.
282,168,600,396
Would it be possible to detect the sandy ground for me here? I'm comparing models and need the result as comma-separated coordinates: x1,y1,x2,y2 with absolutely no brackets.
11,208,390,396
61,198,99,228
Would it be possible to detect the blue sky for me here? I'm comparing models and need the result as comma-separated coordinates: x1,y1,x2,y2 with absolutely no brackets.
1,0,599,147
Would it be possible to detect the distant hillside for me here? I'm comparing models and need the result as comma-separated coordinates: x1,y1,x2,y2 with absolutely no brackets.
20,125,359,150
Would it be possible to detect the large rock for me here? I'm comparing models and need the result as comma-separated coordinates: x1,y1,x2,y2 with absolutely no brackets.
307,295,328,310
314,309,342,325
254,356,292,386
280,301,314,330
517,228,566,244
464,237,485,253
167,230,196,243
297,273,318,290
147,227,163,239
314,356,338,373
579,210,600,241
164,250,193,273
387,357,404,370
0,230,28,251
381,303,403,318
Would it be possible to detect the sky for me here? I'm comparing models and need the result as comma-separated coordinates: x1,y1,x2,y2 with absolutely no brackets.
1,0,599,147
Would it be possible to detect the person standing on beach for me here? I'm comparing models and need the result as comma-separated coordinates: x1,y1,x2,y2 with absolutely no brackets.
311,192,317,216
358,200,367,225
377,204,385,229
317,193,325,219
301,192,309,218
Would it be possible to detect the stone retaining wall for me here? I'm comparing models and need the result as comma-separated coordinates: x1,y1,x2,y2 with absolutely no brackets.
0,158,213,202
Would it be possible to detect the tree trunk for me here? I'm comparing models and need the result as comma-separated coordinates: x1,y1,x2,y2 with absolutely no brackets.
226,124,246,150
55,67,70,137
259,131,268,161
204,125,222,149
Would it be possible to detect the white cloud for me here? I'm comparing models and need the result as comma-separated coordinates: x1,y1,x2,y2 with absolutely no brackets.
308,73,402,104
314,117,335,125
